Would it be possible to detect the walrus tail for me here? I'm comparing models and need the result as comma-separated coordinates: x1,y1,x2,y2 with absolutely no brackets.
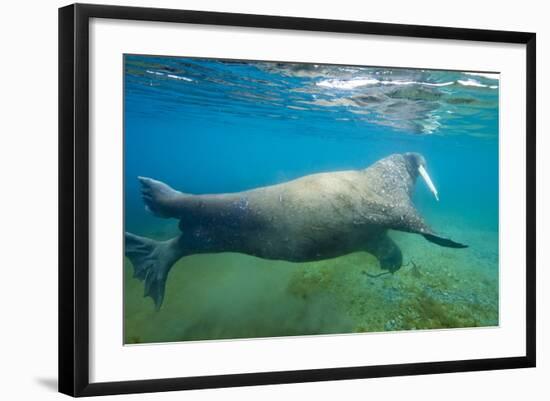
124,232,183,310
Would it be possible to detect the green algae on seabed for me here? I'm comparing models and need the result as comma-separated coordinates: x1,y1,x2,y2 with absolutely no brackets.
124,253,355,344
124,216,498,344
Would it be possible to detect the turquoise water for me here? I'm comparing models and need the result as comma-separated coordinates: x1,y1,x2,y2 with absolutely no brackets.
124,55,499,344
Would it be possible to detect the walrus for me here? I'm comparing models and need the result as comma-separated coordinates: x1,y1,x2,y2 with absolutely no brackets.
125,152,467,310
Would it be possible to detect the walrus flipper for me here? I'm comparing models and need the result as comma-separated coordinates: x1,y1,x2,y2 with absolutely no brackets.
388,204,468,249
366,232,403,273
125,232,183,310
422,233,468,248
398,208,468,249
138,176,183,219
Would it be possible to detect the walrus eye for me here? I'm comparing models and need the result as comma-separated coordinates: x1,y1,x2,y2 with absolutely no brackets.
418,164,439,201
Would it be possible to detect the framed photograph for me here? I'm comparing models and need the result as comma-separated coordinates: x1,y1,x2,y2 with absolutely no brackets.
58,3,536,397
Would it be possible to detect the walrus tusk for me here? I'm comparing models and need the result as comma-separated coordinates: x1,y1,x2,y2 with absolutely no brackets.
418,164,439,201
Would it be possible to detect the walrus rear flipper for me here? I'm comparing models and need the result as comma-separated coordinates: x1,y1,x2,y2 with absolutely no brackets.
125,232,183,310
422,233,468,248
138,176,184,219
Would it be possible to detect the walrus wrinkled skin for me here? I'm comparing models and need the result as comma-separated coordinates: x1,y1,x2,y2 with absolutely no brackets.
125,152,467,309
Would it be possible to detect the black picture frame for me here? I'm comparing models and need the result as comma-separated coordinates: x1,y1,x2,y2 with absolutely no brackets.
58,3,536,397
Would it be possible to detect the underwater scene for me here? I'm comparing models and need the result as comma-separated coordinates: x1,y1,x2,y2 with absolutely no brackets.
124,54,499,344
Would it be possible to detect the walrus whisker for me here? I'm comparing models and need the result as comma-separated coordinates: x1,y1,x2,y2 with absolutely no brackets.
365,271,393,278
363,260,415,279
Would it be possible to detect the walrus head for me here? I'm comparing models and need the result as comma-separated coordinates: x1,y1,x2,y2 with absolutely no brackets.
403,152,439,201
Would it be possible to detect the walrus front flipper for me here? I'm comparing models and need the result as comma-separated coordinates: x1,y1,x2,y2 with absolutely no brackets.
125,232,184,310
422,233,468,248
386,202,468,249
